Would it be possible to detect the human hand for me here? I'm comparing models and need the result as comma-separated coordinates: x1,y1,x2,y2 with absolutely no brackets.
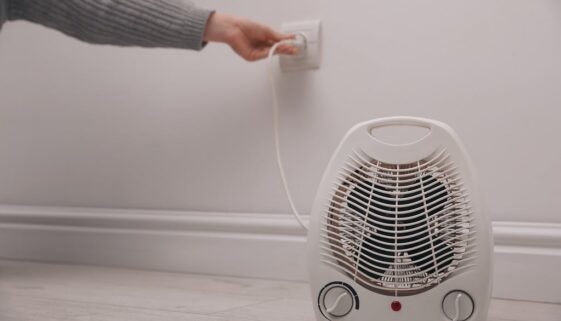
203,13,298,62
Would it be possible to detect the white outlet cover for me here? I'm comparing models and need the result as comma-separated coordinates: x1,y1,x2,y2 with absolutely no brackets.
280,20,322,72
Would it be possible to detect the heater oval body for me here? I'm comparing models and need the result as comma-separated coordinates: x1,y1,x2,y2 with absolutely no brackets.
308,117,493,321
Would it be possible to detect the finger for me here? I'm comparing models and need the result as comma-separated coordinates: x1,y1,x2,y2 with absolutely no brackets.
276,47,293,55
278,43,296,51
282,33,296,40
271,45,289,56
266,28,294,43
266,44,295,58
277,44,299,55
248,46,271,61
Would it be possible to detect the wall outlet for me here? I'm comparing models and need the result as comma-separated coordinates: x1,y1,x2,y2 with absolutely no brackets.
280,20,322,72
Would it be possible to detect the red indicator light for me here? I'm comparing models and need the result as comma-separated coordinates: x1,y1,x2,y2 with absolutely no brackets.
391,301,402,312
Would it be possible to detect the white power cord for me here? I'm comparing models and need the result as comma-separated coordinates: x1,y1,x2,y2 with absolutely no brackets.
267,34,309,231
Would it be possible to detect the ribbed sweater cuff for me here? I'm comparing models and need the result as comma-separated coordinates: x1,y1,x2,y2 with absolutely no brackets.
185,6,214,50
7,0,214,50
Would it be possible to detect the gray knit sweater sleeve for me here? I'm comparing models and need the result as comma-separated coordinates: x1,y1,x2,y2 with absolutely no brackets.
5,0,214,50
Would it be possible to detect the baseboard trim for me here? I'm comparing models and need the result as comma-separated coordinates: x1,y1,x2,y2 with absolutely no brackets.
0,205,559,303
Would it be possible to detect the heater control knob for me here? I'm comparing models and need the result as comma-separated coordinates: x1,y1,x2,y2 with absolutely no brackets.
322,286,354,318
443,291,474,321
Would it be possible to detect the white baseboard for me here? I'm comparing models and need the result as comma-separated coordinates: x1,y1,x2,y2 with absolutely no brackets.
0,205,559,304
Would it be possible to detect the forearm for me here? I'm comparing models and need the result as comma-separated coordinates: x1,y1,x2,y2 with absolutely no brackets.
7,0,214,50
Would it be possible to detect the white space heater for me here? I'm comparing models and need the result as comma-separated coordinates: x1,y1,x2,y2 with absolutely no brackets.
306,117,493,321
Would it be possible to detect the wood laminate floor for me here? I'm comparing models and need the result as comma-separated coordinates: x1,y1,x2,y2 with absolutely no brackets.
0,260,558,321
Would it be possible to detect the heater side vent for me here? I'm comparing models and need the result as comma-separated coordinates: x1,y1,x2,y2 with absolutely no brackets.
320,148,476,296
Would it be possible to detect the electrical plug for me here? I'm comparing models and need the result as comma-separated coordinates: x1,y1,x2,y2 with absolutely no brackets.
286,33,308,57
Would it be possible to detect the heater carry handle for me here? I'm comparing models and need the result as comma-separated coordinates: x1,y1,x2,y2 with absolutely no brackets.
367,116,447,147
354,116,459,164
364,116,453,148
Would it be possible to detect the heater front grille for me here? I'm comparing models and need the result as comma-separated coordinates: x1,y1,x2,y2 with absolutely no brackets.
320,149,476,296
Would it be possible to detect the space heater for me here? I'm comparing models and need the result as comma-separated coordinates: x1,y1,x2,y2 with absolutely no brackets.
306,117,493,321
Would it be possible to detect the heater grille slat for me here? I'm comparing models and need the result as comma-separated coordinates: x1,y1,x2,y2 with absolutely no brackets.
348,148,449,174
323,239,476,266
320,259,477,290
321,149,475,296
322,219,475,249
324,206,474,235
321,248,477,282
320,235,477,271
329,188,468,218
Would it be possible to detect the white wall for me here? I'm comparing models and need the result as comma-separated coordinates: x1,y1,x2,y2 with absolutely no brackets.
0,0,560,223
